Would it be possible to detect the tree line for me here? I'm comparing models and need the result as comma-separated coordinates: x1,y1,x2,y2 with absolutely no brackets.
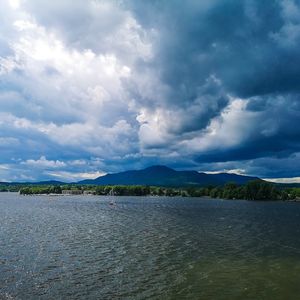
15,180,300,200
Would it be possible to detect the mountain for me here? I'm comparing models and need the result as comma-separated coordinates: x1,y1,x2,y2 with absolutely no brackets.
78,165,261,187
0,180,65,186
27,180,65,185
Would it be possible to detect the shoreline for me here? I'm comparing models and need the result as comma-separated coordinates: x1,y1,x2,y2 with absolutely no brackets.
3,192,300,202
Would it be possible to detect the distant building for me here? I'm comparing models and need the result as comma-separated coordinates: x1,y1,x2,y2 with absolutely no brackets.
62,190,83,195
83,190,96,195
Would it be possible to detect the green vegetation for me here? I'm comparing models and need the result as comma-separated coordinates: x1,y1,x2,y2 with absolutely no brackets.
286,187,300,199
19,185,62,195
0,185,22,192
10,180,300,201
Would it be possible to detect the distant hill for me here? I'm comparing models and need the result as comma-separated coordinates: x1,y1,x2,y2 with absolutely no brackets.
28,180,65,185
78,165,261,187
2,166,298,187
275,182,300,188
0,180,65,186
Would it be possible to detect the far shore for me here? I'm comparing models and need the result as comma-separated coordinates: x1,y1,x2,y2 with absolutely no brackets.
1,181,300,201
3,191,298,202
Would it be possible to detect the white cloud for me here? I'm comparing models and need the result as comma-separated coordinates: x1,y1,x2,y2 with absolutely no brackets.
9,0,20,9
0,164,10,170
203,169,246,175
45,170,105,182
21,156,66,168
0,0,151,173
264,177,300,184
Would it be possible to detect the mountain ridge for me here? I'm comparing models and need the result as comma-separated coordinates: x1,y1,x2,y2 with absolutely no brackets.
0,166,267,187
78,165,261,187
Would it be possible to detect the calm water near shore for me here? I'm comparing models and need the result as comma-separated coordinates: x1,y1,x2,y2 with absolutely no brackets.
1,193,300,299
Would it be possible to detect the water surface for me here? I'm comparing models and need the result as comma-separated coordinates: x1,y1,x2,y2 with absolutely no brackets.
1,193,300,299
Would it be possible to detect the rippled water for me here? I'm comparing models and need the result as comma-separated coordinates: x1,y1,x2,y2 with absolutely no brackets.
1,193,300,299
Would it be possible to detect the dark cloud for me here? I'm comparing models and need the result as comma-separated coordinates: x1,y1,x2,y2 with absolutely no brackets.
126,0,300,176
129,0,300,97
0,0,299,181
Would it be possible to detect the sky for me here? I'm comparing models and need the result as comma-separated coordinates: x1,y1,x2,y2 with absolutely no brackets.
0,0,300,182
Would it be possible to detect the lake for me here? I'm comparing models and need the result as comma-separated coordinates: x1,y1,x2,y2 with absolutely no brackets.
1,193,300,299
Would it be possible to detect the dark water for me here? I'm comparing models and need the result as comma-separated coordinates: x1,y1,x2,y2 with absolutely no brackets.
1,193,300,299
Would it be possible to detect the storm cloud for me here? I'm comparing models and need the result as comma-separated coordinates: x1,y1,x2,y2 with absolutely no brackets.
0,0,299,181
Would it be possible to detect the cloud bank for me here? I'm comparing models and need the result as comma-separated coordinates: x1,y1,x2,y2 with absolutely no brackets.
0,0,299,181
